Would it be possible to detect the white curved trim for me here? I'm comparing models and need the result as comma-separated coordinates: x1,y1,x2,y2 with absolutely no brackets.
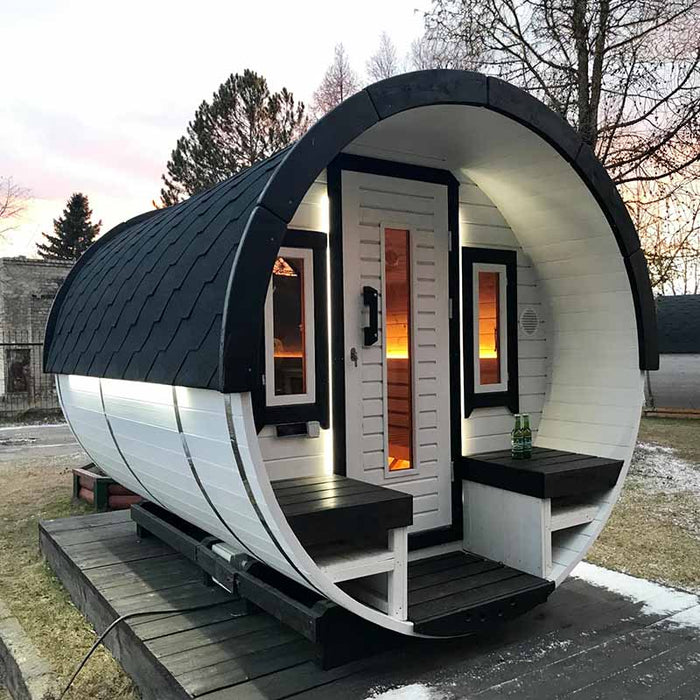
230,392,416,635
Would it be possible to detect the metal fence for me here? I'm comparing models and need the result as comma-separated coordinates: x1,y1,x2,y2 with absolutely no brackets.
0,330,60,417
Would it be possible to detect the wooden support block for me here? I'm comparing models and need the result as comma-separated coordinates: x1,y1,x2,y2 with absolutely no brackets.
387,527,408,621
463,481,551,578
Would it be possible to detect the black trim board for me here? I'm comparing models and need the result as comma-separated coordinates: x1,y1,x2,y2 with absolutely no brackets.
252,229,329,432
461,247,519,418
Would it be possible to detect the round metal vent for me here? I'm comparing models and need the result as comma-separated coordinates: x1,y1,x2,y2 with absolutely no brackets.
519,307,540,336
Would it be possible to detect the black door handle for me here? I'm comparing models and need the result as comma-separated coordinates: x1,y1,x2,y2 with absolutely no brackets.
363,286,379,346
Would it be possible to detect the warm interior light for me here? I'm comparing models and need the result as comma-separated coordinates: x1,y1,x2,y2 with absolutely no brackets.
385,228,413,472
478,271,501,384
272,257,306,395
273,257,298,277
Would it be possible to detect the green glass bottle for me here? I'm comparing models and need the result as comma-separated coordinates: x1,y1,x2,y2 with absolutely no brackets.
511,414,524,460
522,413,532,459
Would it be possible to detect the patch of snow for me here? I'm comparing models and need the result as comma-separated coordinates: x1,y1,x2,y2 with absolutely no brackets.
662,605,700,631
365,684,446,700
631,442,700,496
572,562,699,619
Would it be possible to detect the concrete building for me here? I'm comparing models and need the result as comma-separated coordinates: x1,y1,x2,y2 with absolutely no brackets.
0,257,73,414
645,294,700,414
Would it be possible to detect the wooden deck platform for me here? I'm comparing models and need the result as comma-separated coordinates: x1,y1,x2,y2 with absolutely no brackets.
408,551,553,636
39,511,700,699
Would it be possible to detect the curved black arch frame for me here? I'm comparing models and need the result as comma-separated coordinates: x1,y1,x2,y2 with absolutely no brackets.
220,69,658,394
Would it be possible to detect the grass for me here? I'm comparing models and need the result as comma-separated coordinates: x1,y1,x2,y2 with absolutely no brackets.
0,454,138,700
587,417,700,593
638,417,700,464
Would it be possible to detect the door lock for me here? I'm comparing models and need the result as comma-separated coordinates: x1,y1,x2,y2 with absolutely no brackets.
350,347,358,367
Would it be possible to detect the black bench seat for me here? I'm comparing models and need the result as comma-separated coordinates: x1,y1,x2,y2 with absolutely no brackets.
271,474,413,547
455,447,623,499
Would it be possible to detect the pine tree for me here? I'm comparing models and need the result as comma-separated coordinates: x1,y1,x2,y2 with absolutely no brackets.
160,70,309,206
36,193,101,261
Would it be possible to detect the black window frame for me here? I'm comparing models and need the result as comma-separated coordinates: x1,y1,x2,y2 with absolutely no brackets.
252,229,329,431
462,246,519,418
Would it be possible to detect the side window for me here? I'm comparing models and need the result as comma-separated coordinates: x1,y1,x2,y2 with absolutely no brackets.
255,230,329,429
473,263,508,393
462,248,518,417
264,248,315,406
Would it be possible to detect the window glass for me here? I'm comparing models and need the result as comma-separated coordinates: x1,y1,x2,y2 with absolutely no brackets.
385,228,413,471
271,256,306,396
478,270,501,385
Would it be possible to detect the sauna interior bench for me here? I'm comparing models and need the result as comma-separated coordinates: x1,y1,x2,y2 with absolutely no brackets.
456,447,624,580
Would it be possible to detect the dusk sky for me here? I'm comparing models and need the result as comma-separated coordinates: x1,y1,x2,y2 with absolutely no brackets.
1,0,428,256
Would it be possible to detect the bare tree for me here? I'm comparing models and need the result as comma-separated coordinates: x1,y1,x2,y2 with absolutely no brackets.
423,0,700,292
409,35,452,69
312,44,361,116
367,32,401,81
0,177,30,236
626,177,700,293
423,1,700,182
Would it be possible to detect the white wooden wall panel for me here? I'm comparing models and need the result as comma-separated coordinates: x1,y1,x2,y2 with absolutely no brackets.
459,184,548,454
288,176,329,232
59,375,303,583
57,375,144,495
100,379,226,538
177,388,301,580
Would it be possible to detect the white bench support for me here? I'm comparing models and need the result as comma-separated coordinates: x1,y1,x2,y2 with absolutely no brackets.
463,481,598,579
386,527,408,620
310,526,409,621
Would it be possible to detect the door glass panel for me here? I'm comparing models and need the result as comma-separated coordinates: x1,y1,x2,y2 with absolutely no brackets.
385,228,413,471
478,270,501,385
272,256,306,396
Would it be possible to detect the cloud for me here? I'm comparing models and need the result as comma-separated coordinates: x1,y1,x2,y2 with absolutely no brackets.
2,0,428,256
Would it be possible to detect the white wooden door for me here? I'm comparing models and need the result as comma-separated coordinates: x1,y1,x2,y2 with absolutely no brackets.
342,171,452,532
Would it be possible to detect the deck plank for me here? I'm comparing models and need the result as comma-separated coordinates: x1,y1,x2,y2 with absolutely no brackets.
177,640,317,697
39,510,700,700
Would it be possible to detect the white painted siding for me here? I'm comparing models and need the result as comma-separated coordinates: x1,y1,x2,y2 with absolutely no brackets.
58,375,303,583
288,174,328,233
459,181,548,455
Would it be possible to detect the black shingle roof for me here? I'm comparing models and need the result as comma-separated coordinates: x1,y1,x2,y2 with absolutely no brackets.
44,70,659,390
657,295,700,354
44,148,289,389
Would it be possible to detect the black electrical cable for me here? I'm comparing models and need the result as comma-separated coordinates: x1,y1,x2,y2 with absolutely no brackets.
58,598,247,699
